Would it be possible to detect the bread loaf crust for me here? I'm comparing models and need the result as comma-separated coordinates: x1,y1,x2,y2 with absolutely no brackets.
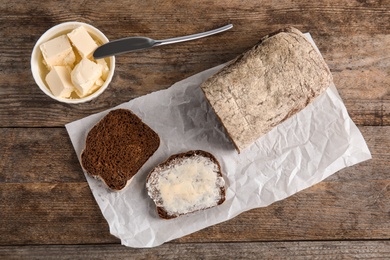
81,109,160,191
146,150,226,219
201,27,333,152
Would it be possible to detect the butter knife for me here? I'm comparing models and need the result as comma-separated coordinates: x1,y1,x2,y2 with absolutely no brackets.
93,24,233,59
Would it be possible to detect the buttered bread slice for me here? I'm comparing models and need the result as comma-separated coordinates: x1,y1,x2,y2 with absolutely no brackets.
146,150,226,219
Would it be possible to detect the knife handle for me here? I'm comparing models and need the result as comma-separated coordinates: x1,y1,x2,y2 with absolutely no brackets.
155,24,233,47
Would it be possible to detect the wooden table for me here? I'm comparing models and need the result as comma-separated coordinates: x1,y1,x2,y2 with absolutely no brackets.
1,0,389,258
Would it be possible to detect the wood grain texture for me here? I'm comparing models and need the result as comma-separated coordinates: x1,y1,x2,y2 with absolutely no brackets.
1,0,389,257
0,127,388,245
0,182,118,245
0,128,84,183
0,0,389,127
1,241,390,259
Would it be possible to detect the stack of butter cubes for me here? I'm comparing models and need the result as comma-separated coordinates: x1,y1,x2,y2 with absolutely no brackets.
40,26,109,98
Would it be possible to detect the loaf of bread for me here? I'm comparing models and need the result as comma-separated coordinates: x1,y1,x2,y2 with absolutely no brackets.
146,150,226,219
201,27,333,152
81,109,160,191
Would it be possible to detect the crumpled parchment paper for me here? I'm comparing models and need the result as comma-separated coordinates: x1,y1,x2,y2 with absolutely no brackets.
65,34,371,248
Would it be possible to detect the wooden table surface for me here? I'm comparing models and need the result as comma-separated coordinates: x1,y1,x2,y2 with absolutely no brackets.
1,0,389,259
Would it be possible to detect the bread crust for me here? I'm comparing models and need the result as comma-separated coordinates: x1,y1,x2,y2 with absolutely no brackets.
201,27,333,152
81,109,160,191
146,150,226,219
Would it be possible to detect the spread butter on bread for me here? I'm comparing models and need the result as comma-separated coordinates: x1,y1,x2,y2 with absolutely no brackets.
200,27,333,152
81,109,160,191
146,150,226,219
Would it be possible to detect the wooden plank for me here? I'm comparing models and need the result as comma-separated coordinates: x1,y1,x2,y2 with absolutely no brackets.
1,0,389,254
322,34,390,127
0,182,119,245
1,179,388,245
0,1,389,127
1,241,390,259
0,128,84,183
0,127,388,245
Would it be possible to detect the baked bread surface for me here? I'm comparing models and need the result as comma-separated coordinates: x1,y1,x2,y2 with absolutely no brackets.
81,109,160,191
201,27,333,152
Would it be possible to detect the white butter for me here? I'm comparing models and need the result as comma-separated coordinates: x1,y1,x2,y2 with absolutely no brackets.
95,77,104,87
156,157,225,215
96,58,110,80
40,35,75,69
71,58,103,97
45,66,74,98
67,26,99,58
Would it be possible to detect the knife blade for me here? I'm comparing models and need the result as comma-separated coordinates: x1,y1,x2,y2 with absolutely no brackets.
93,37,156,59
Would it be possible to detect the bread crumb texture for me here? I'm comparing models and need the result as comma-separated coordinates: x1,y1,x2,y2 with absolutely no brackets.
81,109,160,191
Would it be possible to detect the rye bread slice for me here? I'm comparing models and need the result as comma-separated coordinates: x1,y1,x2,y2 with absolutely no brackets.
146,150,226,219
200,27,333,152
81,109,160,191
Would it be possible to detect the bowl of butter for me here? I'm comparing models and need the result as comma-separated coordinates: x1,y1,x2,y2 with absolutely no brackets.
31,21,115,103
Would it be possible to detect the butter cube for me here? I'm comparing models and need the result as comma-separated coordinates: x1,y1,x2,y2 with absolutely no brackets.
45,66,74,98
40,35,75,69
96,58,110,80
95,78,104,87
67,26,99,58
71,58,102,97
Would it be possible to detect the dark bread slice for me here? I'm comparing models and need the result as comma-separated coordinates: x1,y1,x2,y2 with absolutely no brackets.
146,150,226,219
81,109,160,191
200,27,333,152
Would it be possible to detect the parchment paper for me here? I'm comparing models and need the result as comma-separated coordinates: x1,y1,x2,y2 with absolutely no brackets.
65,34,371,248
